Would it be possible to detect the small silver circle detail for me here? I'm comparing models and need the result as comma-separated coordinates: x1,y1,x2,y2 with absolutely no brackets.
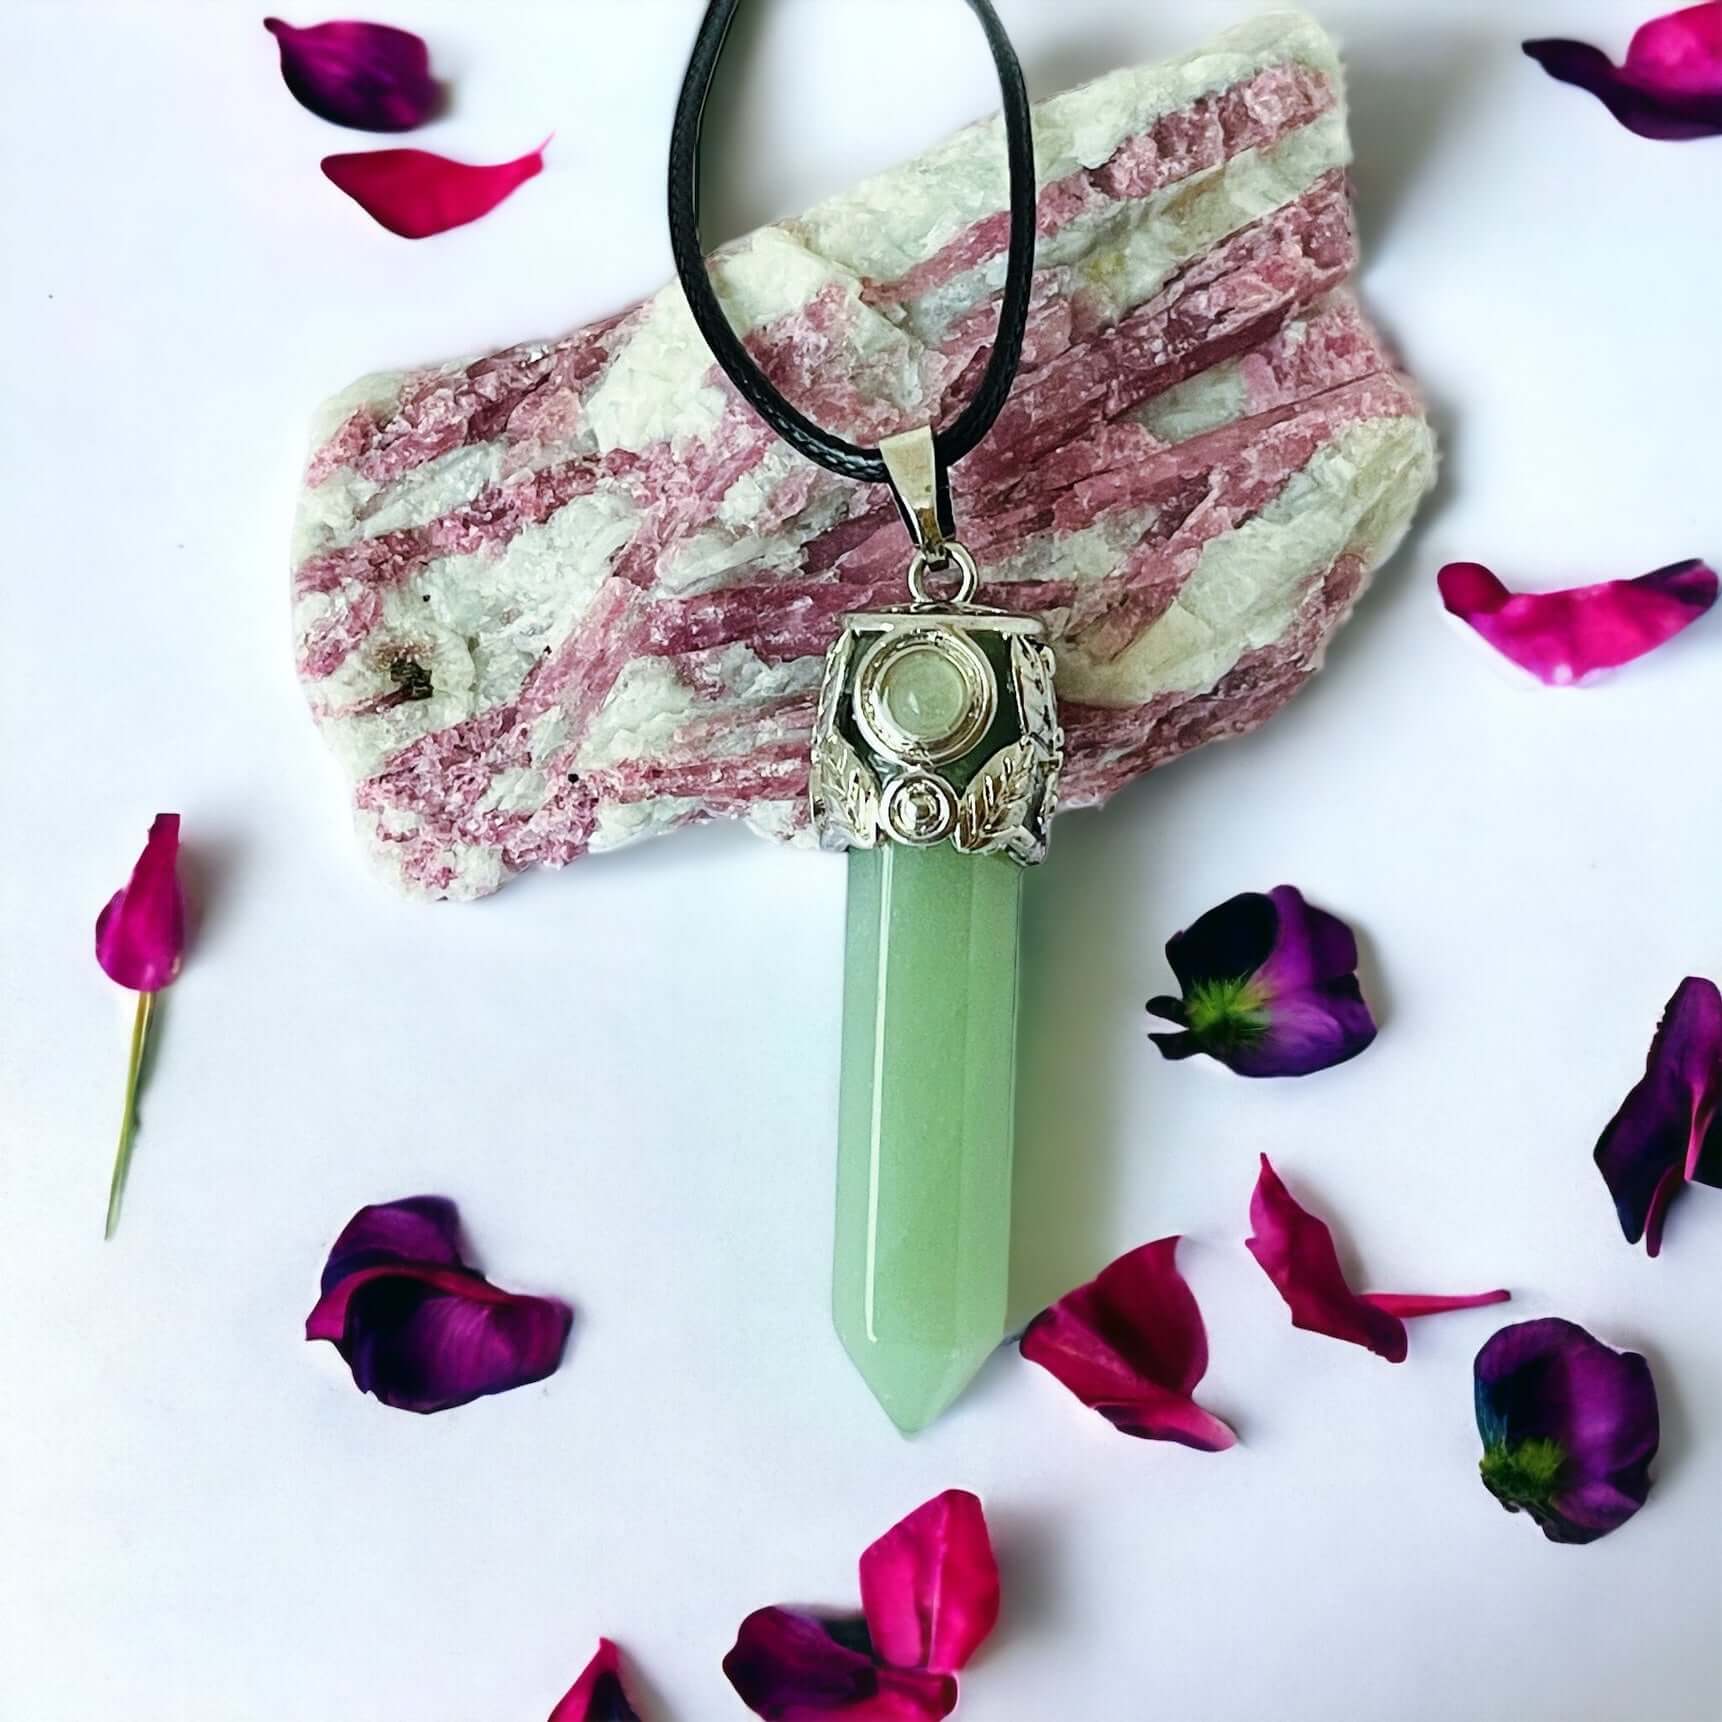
882,772,958,845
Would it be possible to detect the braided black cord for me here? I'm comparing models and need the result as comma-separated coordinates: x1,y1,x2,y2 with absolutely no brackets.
667,0,1037,486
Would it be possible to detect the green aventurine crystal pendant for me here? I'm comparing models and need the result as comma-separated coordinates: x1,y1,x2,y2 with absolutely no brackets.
810,434,1063,1430
834,843,1024,1431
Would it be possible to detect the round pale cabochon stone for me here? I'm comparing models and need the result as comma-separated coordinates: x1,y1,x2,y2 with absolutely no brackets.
878,644,971,743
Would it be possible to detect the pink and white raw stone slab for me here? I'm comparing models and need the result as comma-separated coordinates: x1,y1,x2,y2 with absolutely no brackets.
290,10,1435,901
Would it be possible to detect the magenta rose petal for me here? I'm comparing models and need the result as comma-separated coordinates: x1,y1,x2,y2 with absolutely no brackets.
263,17,441,132
1247,1157,1508,1362
1475,1318,1659,1544
1524,3,1722,141
306,1196,572,1413
1438,559,1717,685
1148,886,1375,1078
548,1638,642,1722
95,813,186,992
722,1608,957,1722
858,1491,1000,1677
1593,977,1722,1255
1020,1238,1235,1451
321,141,547,238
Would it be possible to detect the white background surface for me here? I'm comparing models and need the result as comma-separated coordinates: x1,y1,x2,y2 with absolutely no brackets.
2,2,1719,1718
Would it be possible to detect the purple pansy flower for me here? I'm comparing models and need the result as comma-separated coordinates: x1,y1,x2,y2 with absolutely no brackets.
1147,886,1376,1077
723,1491,997,1720
548,1638,642,1722
1524,2,1722,141
306,1196,572,1414
1475,1319,1659,1545
1020,1236,1235,1450
263,17,442,132
1594,977,1722,1255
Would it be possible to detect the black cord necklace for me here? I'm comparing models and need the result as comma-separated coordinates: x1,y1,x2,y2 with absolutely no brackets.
668,0,1063,1436
668,0,1039,498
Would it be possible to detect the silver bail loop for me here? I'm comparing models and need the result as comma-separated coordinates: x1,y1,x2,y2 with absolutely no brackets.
879,425,955,565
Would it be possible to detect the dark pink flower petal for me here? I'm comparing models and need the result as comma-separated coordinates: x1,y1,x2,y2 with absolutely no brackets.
1246,1157,1508,1362
858,1491,999,1677
1020,1237,1235,1451
95,814,186,991
321,141,547,238
1438,559,1717,685
1476,1318,1659,1543
1525,3,1722,141
1594,977,1722,1255
263,17,441,132
1147,886,1376,1077
1366,1293,1518,1319
306,1196,572,1413
549,1638,642,1722
722,1609,956,1722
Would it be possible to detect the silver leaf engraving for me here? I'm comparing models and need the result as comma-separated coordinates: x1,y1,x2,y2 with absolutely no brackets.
954,737,1040,859
809,627,879,850
812,727,880,850
813,629,852,742
1010,633,1060,753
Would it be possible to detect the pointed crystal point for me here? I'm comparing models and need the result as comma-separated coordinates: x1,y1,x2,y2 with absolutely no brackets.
833,842,1023,1433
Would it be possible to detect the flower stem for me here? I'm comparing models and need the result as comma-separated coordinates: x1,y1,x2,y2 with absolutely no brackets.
104,990,156,1240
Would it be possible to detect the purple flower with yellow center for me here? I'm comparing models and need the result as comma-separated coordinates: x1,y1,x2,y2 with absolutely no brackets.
1147,885,1376,1077
1474,1319,1659,1545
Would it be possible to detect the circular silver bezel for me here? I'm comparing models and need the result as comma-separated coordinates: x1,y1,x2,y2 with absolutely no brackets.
852,627,996,767
881,771,959,845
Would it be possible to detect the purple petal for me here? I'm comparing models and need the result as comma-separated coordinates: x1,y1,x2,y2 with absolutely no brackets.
1020,1237,1236,1451
94,814,186,992
1248,1157,1508,1361
1237,980,1377,1079
306,1198,571,1414
1253,884,1363,996
263,17,441,132
1475,1318,1659,1544
322,142,547,239
1525,3,1722,141
1439,560,1717,684
858,1491,999,1676
318,1193,463,1293
1594,977,1722,1254
548,1638,642,1722
722,1609,957,1721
